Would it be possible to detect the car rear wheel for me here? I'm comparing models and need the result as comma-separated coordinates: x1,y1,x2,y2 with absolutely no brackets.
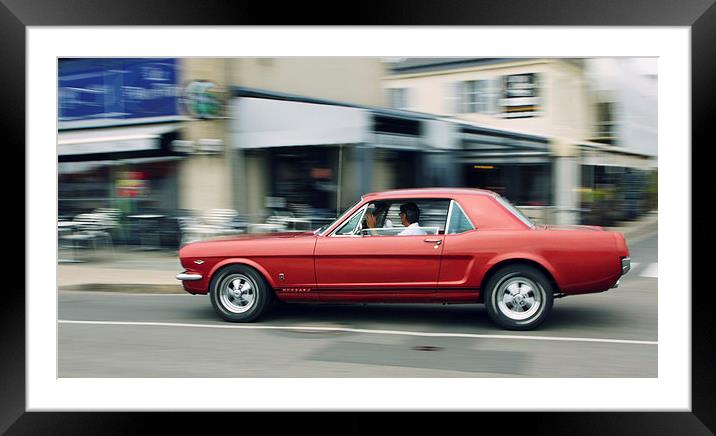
485,265,553,330
210,265,270,322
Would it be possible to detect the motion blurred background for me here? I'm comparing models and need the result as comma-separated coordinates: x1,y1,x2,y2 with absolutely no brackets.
57,57,657,254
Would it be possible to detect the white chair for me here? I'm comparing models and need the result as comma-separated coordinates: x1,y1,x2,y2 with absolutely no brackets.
179,209,241,244
247,223,286,234
71,213,115,253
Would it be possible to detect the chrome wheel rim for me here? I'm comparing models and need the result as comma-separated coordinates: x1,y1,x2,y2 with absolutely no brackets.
219,273,258,314
495,275,543,321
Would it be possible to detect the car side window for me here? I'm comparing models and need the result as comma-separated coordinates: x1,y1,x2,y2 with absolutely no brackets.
360,199,449,236
446,201,475,234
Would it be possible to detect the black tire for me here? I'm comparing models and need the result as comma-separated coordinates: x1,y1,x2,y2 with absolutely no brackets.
484,265,554,330
210,264,271,322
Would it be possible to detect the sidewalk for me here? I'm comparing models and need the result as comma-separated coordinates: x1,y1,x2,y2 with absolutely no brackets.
607,210,658,244
58,248,185,293
58,212,657,294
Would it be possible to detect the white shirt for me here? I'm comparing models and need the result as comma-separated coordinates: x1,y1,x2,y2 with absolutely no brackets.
398,222,428,236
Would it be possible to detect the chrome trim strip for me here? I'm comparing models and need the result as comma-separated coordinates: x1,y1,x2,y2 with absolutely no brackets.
444,200,456,234
176,272,203,281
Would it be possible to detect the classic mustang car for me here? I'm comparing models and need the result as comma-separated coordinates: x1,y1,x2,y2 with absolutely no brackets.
177,188,631,330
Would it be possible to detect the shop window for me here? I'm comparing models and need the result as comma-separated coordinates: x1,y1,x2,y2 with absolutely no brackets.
466,163,552,206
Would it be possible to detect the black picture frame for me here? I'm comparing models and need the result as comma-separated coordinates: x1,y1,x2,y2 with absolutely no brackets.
5,0,708,433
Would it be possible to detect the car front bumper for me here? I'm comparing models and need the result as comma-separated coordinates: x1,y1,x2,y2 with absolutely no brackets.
176,271,203,281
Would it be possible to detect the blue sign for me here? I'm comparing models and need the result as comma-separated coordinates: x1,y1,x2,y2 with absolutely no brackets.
59,58,180,126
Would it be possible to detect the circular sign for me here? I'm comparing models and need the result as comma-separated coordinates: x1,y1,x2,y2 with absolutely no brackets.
181,80,225,119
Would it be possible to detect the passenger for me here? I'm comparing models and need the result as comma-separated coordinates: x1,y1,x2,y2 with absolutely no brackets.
364,202,393,235
397,202,427,236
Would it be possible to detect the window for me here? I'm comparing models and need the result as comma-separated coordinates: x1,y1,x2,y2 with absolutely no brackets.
465,163,552,206
458,80,489,114
446,201,475,234
333,205,367,236
388,88,410,110
495,195,536,229
315,198,362,235
359,199,450,236
501,73,541,118
593,102,616,144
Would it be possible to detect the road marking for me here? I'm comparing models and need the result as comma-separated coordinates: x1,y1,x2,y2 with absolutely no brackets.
640,263,658,278
58,319,657,346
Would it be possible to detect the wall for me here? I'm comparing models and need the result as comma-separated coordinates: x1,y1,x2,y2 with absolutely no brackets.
383,59,594,142
584,58,658,156
232,57,388,107
178,58,233,211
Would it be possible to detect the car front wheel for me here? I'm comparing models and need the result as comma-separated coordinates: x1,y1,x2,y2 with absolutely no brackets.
485,265,553,330
210,265,270,322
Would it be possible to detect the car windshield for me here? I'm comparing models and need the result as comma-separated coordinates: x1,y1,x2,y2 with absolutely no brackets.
495,195,536,229
314,199,363,236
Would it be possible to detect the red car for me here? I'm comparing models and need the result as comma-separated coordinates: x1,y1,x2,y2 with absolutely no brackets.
177,188,631,330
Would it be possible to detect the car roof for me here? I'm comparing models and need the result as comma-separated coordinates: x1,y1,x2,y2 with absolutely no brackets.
363,187,497,200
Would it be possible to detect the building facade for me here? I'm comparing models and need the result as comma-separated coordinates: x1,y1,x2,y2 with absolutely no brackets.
383,58,657,225
58,57,657,243
58,58,187,220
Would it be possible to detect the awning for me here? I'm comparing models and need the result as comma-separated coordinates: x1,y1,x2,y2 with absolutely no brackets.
58,123,179,156
230,97,370,148
58,156,184,174
458,152,552,164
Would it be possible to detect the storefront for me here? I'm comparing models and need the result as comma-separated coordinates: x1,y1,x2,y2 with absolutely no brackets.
230,89,444,219
457,124,553,206
58,58,187,244
228,87,658,227
58,57,186,214
578,142,656,225
268,145,340,212
58,156,182,218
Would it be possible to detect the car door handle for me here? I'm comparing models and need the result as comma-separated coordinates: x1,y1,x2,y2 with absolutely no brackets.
424,238,442,245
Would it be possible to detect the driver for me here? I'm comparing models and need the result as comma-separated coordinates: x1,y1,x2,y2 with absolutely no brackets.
397,202,427,236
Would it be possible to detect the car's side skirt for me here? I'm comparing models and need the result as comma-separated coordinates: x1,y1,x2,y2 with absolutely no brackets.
275,288,480,303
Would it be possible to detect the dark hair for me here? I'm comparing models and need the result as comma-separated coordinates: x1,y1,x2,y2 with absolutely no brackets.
367,201,388,216
399,202,420,224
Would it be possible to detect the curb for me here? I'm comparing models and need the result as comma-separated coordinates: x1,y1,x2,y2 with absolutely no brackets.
611,219,658,244
59,284,186,294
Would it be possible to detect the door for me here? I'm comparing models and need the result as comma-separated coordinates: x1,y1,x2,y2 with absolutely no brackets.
314,198,449,301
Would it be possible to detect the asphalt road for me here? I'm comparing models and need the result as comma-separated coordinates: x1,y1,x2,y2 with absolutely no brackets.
58,234,658,378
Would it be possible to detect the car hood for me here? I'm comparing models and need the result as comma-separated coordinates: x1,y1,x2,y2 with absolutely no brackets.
179,231,318,259
185,231,316,245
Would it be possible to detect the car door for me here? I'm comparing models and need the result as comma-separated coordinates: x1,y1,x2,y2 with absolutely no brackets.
314,199,448,300
437,199,483,290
